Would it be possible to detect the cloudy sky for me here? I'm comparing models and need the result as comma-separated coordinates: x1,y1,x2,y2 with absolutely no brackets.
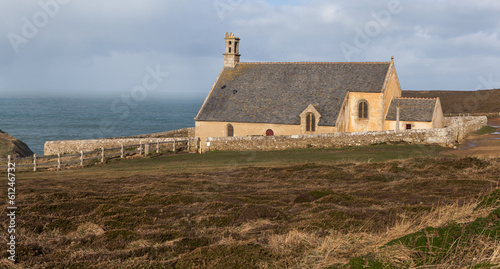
0,0,499,100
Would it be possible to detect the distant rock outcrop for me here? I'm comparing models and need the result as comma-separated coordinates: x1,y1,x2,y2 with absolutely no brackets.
0,130,34,158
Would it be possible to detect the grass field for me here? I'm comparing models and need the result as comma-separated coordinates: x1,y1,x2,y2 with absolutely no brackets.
473,125,498,135
1,145,500,268
19,144,446,178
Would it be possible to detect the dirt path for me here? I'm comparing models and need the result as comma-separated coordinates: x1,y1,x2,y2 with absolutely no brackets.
443,117,500,158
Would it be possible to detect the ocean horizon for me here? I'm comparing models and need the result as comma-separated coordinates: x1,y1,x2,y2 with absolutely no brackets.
0,97,204,155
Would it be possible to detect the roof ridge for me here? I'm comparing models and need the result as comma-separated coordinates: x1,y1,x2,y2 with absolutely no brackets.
239,61,390,65
395,97,438,100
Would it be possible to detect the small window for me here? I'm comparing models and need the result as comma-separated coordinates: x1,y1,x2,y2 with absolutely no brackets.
266,129,274,136
306,113,316,132
406,124,412,130
358,101,368,119
227,124,234,137
228,47,232,53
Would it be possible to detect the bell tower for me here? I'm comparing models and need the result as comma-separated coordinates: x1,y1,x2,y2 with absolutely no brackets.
223,32,240,68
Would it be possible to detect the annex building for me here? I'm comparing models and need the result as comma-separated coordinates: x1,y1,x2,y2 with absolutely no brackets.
195,33,444,148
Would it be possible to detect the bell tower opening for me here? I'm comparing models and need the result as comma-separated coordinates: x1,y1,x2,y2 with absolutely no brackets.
223,32,240,68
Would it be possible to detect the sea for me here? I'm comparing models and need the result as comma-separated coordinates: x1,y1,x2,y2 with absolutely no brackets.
0,98,204,155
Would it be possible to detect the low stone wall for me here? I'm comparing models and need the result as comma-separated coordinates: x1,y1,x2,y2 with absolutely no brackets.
206,129,451,152
113,127,195,139
45,117,487,155
44,137,198,156
205,116,487,152
444,116,488,141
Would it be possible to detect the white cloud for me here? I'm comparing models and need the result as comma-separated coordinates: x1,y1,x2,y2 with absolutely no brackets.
0,0,499,98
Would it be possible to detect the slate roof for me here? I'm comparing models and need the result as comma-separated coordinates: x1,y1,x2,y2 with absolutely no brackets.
195,62,391,126
385,98,438,122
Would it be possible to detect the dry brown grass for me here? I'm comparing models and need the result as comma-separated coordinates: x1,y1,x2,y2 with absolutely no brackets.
1,155,499,268
373,233,500,269
263,199,496,268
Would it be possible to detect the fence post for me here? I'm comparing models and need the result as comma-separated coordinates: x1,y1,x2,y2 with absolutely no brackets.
145,143,149,156
121,144,124,158
57,153,61,170
80,151,84,166
140,142,143,156
173,141,176,153
187,139,190,152
33,154,37,172
197,138,201,154
156,140,159,153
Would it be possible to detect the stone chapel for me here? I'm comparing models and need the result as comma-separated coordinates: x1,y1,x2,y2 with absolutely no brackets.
195,33,444,148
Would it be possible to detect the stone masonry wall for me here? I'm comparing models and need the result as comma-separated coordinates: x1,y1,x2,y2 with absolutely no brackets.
44,137,198,156
44,116,487,155
444,116,488,141
205,116,487,152
113,127,195,139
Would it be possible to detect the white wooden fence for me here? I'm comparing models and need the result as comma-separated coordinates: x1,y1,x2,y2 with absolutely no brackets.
0,139,189,171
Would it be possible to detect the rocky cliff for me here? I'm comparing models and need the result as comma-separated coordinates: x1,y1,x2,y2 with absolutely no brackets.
0,130,34,158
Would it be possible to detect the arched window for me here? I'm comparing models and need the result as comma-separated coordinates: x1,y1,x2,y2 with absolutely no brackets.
266,129,274,136
358,100,368,119
227,124,234,137
306,113,316,132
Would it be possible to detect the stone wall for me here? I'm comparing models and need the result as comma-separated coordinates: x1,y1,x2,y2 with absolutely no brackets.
204,116,487,152
444,116,488,141
206,129,451,152
44,137,198,156
44,116,487,155
195,120,337,152
113,127,195,139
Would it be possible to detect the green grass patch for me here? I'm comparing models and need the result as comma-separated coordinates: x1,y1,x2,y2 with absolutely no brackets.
25,144,445,180
343,206,500,268
388,207,500,263
175,243,277,268
476,189,500,210
473,125,497,135
45,218,75,232
308,189,335,199
340,256,391,269
0,138,11,158
11,144,445,181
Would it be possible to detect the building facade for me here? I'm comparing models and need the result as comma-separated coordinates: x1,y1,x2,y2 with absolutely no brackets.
195,33,444,150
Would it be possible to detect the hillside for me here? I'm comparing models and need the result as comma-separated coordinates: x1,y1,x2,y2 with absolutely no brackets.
403,89,500,114
0,130,34,158
3,146,499,268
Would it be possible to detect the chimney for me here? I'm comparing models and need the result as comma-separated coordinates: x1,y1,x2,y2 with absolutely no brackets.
223,32,240,68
